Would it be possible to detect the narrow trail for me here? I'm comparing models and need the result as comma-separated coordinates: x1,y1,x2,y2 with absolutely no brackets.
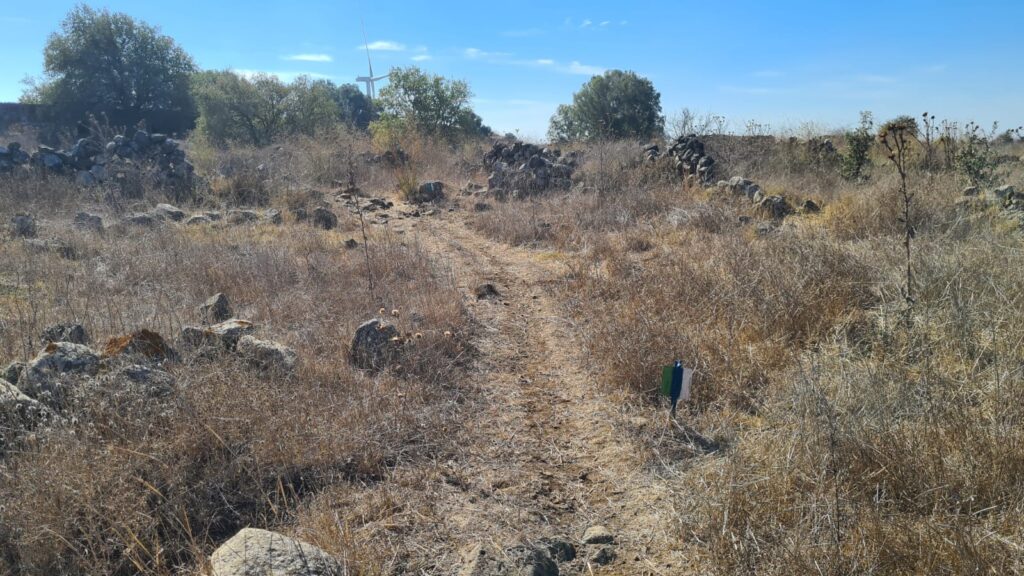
402,208,681,574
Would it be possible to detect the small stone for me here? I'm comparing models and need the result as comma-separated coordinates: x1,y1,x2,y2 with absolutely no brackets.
185,214,211,225
209,528,342,576
226,209,261,225
236,335,297,372
799,199,821,214
962,186,980,196
474,283,501,300
588,546,616,566
180,319,255,351
582,526,615,545
9,213,36,238
153,203,186,222
412,181,445,203
73,212,103,232
124,213,158,227
312,207,338,230
350,319,401,371
40,323,88,345
264,208,283,225
343,238,359,249
198,293,233,324
101,330,174,361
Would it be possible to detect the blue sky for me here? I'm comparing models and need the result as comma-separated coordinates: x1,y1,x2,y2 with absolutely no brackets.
1,0,1021,139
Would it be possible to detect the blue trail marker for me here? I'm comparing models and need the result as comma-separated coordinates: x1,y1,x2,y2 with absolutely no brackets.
660,360,692,417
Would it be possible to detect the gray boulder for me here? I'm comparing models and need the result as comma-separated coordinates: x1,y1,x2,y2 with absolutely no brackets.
199,293,233,324
755,195,794,219
153,203,187,222
312,207,338,230
993,185,1017,200
98,364,175,398
74,212,104,232
10,213,37,238
18,342,101,402
180,318,255,351
124,213,158,227
265,208,283,225
581,525,614,545
227,209,262,225
1,378,51,451
40,323,89,345
3,361,26,384
209,528,342,576
237,335,297,372
412,181,445,203
349,319,401,371
185,214,212,226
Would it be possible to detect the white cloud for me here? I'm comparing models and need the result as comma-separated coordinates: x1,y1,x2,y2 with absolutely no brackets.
580,19,593,28
536,59,555,66
464,48,512,60
856,74,897,84
566,61,605,75
412,54,432,62
282,53,333,62
600,21,610,27
360,41,406,51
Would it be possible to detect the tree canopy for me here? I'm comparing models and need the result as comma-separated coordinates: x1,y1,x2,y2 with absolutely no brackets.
191,71,348,147
23,5,197,133
548,70,664,142
373,67,487,142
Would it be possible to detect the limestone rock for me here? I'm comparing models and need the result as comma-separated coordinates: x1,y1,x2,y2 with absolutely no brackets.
582,526,614,545
180,319,255,351
312,207,338,230
237,335,297,372
349,319,401,371
10,213,37,238
209,528,342,576
153,203,186,222
40,323,89,345
73,212,104,232
102,330,175,361
199,293,233,324
227,209,262,225
459,543,559,576
19,342,100,402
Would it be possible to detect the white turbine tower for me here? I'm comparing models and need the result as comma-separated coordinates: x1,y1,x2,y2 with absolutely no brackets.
356,21,388,99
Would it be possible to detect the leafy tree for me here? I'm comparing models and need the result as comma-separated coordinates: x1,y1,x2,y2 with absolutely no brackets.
191,71,339,147
321,82,376,130
840,111,875,181
23,5,197,133
548,70,664,142
373,67,483,142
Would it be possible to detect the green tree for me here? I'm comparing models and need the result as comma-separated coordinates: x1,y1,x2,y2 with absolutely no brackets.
321,82,376,130
548,70,664,142
840,111,875,181
23,5,197,133
373,67,482,142
191,71,340,147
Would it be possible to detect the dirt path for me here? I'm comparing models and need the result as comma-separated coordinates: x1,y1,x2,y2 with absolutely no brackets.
397,207,681,575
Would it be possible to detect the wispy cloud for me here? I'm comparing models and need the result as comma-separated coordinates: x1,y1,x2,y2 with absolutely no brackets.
464,47,512,60
411,54,432,62
565,61,605,75
535,58,556,66
580,19,593,28
360,41,406,51
600,21,611,27
282,53,333,63
232,69,334,82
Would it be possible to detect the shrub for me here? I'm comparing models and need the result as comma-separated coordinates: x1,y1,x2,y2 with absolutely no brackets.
840,112,875,181
548,70,664,142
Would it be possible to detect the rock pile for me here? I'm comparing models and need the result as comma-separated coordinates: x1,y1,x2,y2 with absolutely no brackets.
0,129,194,191
716,176,796,220
210,528,341,576
483,140,580,197
956,184,1024,229
645,135,716,185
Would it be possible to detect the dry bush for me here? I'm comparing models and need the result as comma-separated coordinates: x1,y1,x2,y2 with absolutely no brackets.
0,198,470,574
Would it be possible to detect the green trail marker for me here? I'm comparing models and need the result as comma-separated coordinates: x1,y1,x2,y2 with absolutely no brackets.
661,360,692,417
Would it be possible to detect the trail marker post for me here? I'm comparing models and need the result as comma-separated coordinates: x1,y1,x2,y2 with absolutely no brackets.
661,360,693,417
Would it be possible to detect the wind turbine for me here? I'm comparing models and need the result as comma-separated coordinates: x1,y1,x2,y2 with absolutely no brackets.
356,20,388,99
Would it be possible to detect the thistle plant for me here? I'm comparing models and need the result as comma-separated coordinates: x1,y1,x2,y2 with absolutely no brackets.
878,116,919,313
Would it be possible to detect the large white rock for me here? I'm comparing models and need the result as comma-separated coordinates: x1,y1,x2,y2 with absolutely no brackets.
209,528,342,576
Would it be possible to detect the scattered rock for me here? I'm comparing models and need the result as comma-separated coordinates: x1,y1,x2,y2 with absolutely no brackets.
289,207,308,222
181,318,255,351
459,543,559,576
962,186,980,196
993,185,1017,200
24,238,76,260
411,181,445,203
185,214,212,226
153,203,186,222
343,238,359,249
755,194,794,219
1,378,51,451
542,538,576,563
3,361,26,384
350,319,402,371
9,213,36,238
98,364,175,398
312,207,338,230
227,209,261,225
40,323,88,345
18,341,101,401
209,528,342,576
199,293,233,324
582,526,615,545
237,335,297,372
660,135,716,185
473,202,491,212
587,546,616,566
798,199,821,214
124,212,158,227
474,283,501,300
73,211,103,232
265,208,283,225
102,330,174,361
718,176,762,200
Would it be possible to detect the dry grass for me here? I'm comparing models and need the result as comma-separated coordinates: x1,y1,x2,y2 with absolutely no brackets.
0,162,471,574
